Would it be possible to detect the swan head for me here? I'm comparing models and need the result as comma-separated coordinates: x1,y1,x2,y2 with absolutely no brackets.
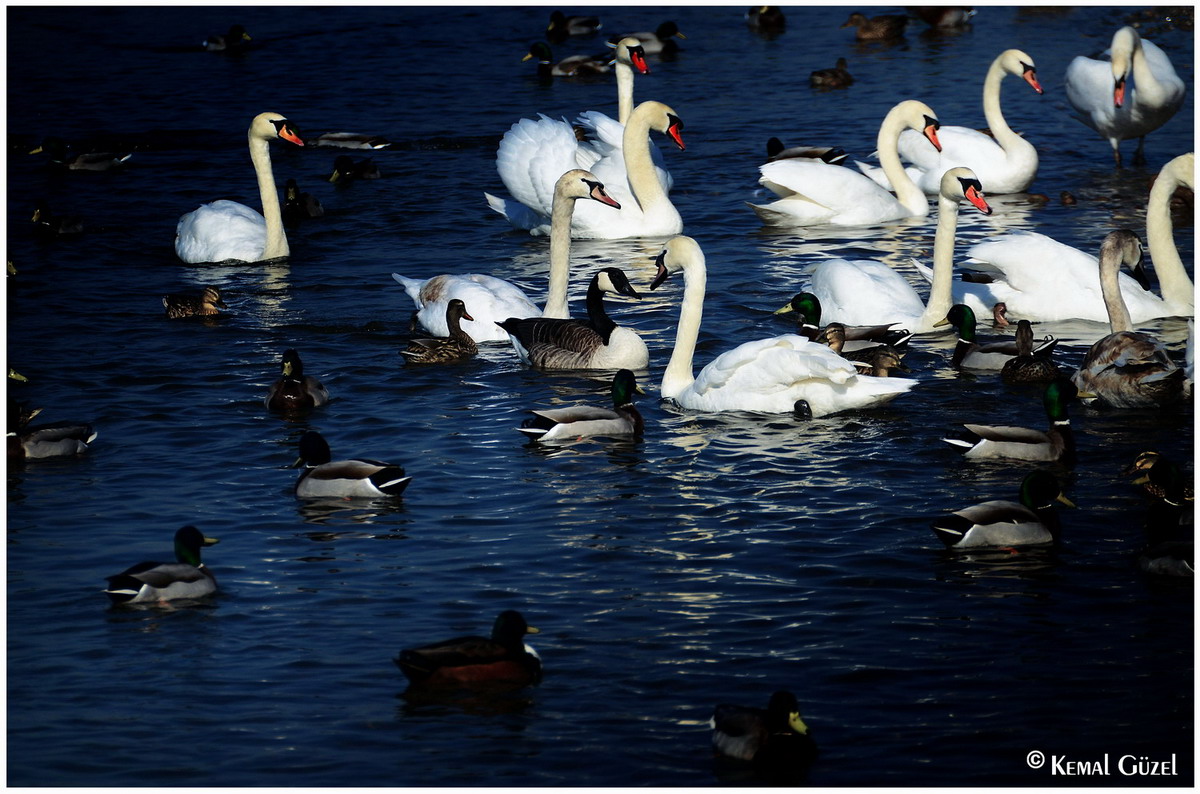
1099,229,1148,288
632,101,685,150
890,100,941,152
649,235,704,290
1000,49,1044,95
594,267,641,299
940,167,992,215
1109,27,1141,107
614,37,649,74
251,112,304,147
555,169,621,209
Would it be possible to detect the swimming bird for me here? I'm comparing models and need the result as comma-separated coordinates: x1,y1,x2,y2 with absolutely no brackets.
943,378,1087,465
1072,230,1185,408
547,10,602,40
908,6,975,29
30,136,131,171
8,405,97,461
328,155,380,182
401,169,620,342
608,20,684,55
282,178,324,222
204,24,250,52
394,610,542,688
1001,320,1062,383
266,349,330,413
749,100,942,226
649,236,917,416
1144,152,1194,316
1123,451,1194,575
746,6,786,35
935,304,1057,370
765,139,848,165
523,41,611,78
292,430,411,498
175,112,304,264
305,132,391,150
519,368,644,441
498,267,647,370
773,292,911,351
104,526,219,604
711,690,817,772
401,299,479,365
163,286,226,319
931,471,1073,548
1065,25,1185,166
31,204,84,236
840,11,907,40
809,58,853,89
816,323,911,376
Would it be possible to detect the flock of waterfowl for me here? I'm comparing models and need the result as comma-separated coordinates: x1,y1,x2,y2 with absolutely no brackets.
9,7,1194,780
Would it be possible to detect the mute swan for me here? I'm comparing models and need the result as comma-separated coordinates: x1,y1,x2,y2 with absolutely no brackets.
1065,26,1185,166
711,691,816,770
486,100,684,239
265,349,330,413
841,12,907,40
174,112,304,264
1146,152,1194,316
292,431,411,498
808,167,992,332
1072,230,1185,408
931,471,1073,549
393,610,541,688
944,378,1086,464
397,169,619,342
857,49,1044,194
499,267,649,370
649,235,917,416
163,286,226,319
104,526,219,605
519,369,644,441
749,100,941,226
1001,321,1062,383
401,300,479,365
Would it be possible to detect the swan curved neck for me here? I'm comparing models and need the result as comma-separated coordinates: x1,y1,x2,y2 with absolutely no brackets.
1129,37,1171,105
615,60,634,125
981,59,1021,151
1099,244,1135,334
1147,160,1194,312
917,193,961,329
661,257,706,399
251,132,288,260
878,111,928,216
622,112,670,214
542,195,576,318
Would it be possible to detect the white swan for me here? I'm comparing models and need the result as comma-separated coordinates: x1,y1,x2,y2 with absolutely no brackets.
808,168,993,333
175,112,304,264
1065,26,1186,166
648,235,917,416
1146,152,1194,316
857,49,1044,195
485,100,685,239
394,169,620,342
1072,230,1185,407
748,100,941,226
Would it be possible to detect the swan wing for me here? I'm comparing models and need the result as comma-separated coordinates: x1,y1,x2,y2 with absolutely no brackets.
1065,54,1116,132
392,273,538,342
494,115,582,220
806,258,925,326
175,200,266,264
756,159,908,224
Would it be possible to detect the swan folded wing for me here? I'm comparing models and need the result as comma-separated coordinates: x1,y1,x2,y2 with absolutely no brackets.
757,159,911,224
806,258,926,326
692,336,857,397
962,423,1051,444
495,116,583,217
853,160,924,191
1085,332,1176,374
175,200,266,263
394,273,536,339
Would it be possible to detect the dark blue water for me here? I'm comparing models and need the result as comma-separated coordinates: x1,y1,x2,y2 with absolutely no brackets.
7,5,1193,787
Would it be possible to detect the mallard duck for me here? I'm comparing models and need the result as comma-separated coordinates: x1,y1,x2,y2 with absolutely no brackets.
305,132,391,150
104,526,220,604
1073,230,1185,407
609,21,684,55
8,404,97,460
936,304,1057,370
1001,320,1062,383
522,41,611,79
31,204,84,236
498,267,647,370
519,368,644,441
943,378,1088,465
840,11,908,40
547,10,602,39
1123,451,1194,575
1124,451,1194,506
711,690,816,771
746,6,786,35
764,139,848,165
282,178,324,222
908,6,975,28
204,24,251,52
774,292,911,351
817,323,911,376
266,349,330,413
401,299,478,365
328,155,380,182
292,430,411,498
931,471,1074,548
163,286,226,319
30,136,131,171
394,610,542,688
809,58,854,89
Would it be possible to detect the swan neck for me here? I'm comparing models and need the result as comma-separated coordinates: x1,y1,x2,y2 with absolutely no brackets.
251,132,288,260
1147,163,1193,310
918,194,961,328
1129,39,1169,104
622,112,668,213
878,110,928,215
542,194,575,318
615,61,634,125
1099,246,1135,334
661,258,706,399
981,59,1018,147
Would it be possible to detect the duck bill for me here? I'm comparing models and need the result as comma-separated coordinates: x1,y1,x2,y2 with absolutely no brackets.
328,169,342,183
202,535,220,546
462,311,475,322
522,52,535,62
525,625,540,635
773,302,796,316
1056,493,1076,508
1022,64,1044,95
932,316,952,328
965,184,992,216
789,712,809,735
